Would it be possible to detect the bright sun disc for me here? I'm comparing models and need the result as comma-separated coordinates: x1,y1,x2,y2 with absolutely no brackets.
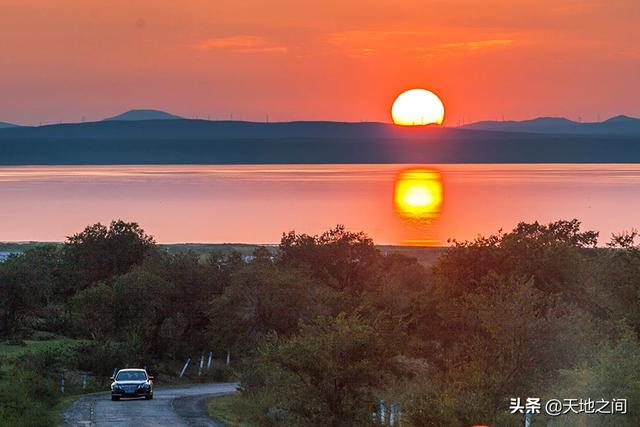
391,89,445,126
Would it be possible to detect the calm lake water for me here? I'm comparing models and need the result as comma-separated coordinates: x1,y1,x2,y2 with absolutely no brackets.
1,164,639,245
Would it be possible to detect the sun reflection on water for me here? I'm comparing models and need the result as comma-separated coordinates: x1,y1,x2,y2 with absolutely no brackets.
394,169,443,222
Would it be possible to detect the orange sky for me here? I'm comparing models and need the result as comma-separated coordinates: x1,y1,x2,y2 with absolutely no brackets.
1,0,638,125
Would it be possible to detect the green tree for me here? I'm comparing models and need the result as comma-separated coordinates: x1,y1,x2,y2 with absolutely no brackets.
71,282,115,339
62,220,155,289
279,225,382,292
0,246,60,336
547,327,640,427
244,313,397,427
111,269,169,352
142,250,221,353
434,219,603,316
596,231,640,333
208,262,330,354
405,275,605,426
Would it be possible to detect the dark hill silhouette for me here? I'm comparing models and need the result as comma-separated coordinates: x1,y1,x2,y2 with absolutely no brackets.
0,119,441,140
463,115,640,136
1,114,637,141
0,121,18,129
605,115,639,124
0,119,639,165
3,114,640,141
104,109,182,121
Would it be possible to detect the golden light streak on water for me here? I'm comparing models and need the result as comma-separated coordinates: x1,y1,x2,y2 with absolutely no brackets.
394,169,443,222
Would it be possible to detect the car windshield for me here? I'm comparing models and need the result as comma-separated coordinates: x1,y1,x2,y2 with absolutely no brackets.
115,371,147,381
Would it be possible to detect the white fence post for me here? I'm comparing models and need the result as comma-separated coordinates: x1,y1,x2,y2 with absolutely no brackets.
198,354,204,376
179,357,191,378
390,403,395,426
226,351,230,365
207,351,213,370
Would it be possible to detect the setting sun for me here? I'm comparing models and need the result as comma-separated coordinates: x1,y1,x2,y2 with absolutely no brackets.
391,89,445,126
394,169,443,221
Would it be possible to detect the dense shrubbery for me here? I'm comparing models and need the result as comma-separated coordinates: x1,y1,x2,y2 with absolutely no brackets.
241,313,397,427
0,367,59,427
2,219,640,426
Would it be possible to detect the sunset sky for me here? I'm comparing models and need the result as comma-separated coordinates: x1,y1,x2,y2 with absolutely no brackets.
1,0,638,126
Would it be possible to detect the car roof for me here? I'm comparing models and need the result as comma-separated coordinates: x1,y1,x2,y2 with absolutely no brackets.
117,368,146,372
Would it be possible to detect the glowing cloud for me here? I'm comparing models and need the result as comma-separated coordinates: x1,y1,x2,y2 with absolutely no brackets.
195,36,287,53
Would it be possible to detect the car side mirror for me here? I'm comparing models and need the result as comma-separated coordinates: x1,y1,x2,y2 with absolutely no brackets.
110,376,115,381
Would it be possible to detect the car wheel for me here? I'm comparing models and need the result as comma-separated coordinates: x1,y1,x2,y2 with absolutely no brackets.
111,396,120,401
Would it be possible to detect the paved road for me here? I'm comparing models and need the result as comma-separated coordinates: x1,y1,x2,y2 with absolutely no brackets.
62,383,238,427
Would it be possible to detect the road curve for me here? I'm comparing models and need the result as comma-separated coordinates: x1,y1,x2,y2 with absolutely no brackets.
62,383,238,427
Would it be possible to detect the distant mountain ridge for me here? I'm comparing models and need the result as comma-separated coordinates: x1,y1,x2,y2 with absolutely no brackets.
0,118,639,165
2,109,639,136
462,115,640,136
0,121,18,129
0,111,639,165
0,119,400,140
1,112,639,140
103,109,183,121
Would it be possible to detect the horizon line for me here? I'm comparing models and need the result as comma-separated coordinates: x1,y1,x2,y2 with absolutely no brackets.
2,112,639,128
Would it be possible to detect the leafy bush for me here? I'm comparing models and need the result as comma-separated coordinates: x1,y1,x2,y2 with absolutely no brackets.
0,367,60,427
75,338,146,377
545,328,640,427
243,313,397,427
19,341,77,375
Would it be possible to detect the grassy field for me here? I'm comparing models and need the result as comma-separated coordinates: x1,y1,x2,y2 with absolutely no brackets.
207,394,258,427
0,336,78,360
0,336,81,388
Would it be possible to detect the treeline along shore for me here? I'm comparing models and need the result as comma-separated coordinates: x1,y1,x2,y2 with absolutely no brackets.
1,219,640,426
